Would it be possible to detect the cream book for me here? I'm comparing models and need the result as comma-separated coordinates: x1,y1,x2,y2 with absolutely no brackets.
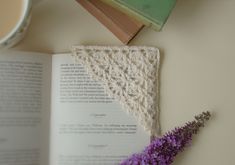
0,50,149,165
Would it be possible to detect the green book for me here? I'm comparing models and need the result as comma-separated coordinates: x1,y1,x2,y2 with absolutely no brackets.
101,0,177,31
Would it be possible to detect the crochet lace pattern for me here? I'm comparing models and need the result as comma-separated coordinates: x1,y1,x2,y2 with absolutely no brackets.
71,46,160,136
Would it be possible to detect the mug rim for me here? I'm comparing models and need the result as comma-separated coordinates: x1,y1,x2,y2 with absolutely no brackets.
0,0,32,44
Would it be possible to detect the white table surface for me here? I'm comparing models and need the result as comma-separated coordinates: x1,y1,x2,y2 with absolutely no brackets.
15,0,235,164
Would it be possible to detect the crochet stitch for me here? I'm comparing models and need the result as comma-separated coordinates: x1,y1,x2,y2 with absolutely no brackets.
71,46,160,136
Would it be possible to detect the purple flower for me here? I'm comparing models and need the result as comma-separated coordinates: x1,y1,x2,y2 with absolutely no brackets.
120,111,211,165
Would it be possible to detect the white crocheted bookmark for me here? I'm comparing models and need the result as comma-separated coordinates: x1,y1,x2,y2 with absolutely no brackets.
71,45,160,136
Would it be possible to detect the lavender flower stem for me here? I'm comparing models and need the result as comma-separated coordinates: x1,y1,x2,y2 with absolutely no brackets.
120,111,211,165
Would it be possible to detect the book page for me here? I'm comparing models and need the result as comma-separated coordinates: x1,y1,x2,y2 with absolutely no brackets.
0,51,51,165
50,54,149,165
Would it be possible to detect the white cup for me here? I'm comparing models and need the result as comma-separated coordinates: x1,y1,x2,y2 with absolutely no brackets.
0,0,35,49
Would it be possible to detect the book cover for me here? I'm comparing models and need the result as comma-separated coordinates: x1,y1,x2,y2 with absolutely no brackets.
76,0,144,44
101,0,177,31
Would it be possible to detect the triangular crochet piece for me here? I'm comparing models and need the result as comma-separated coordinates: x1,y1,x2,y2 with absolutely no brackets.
71,46,160,136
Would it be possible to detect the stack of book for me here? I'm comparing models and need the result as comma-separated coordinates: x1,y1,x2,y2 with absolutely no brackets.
76,0,177,44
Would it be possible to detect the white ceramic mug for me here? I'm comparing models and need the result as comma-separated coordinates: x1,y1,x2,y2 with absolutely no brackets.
0,0,38,49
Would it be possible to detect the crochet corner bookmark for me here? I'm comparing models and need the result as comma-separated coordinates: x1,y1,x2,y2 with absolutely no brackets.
71,45,160,136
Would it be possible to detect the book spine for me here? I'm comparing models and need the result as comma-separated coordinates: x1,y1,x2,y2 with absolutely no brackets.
76,0,144,44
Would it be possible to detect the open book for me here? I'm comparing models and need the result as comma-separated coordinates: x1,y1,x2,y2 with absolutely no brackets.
0,50,149,165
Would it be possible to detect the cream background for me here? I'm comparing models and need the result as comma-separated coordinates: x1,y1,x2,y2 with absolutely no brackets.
14,0,235,164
